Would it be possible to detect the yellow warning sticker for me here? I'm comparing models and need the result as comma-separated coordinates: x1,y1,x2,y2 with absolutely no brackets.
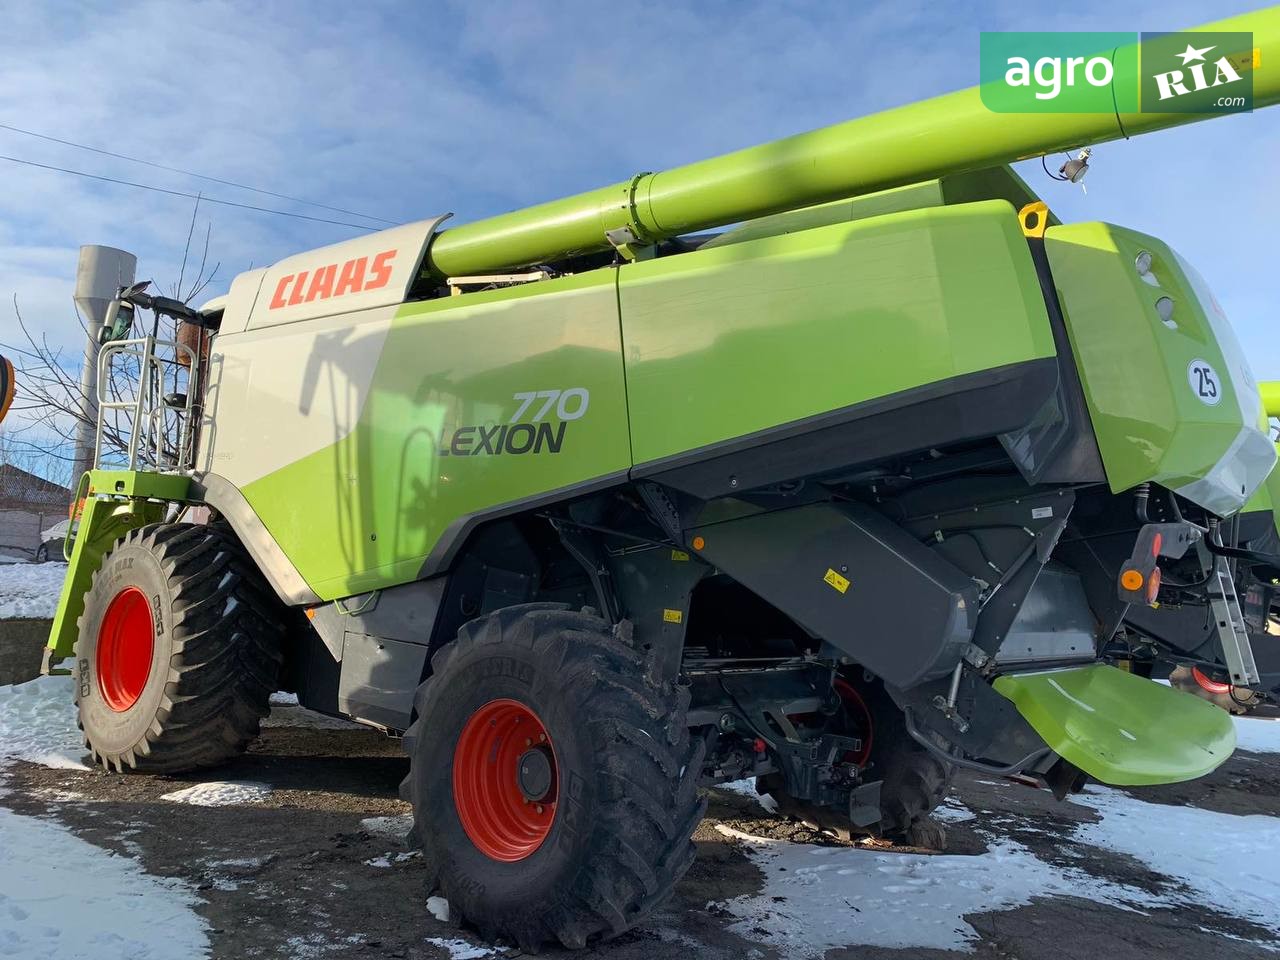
670,550,690,562
824,568,851,594
663,608,684,623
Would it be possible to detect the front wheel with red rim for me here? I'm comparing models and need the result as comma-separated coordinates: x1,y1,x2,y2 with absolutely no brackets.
95,587,155,712
402,605,706,951
453,699,558,862
75,522,283,773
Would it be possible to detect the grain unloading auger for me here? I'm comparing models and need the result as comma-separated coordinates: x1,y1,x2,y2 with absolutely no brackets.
45,7,1280,948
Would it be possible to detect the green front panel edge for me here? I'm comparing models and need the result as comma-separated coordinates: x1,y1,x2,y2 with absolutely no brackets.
994,664,1235,786
46,470,192,664
1045,222,1273,512
620,199,1057,465
240,269,632,600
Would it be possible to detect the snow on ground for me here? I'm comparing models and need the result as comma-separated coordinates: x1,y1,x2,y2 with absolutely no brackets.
0,806,209,959
932,798,977,823
160,780,273,807
0,678,209,957
713,778,779,812
0,675,87,770
361,814,415,840
427,896,451,922
425,937,502,959
1234,712,1280,753
0,561,67,619
713,823,1159,955
1073,785,1280,935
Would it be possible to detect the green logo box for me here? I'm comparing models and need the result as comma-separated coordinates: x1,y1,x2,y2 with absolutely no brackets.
1140,32,1254,113
980,32,1138,113
980,31,1254,114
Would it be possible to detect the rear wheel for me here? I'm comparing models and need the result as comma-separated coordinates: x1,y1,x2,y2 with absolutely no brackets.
75,523,284,772
401,604,705,950
760,678,953,847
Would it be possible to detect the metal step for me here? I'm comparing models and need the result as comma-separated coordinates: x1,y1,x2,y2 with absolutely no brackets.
1207,554,1260,686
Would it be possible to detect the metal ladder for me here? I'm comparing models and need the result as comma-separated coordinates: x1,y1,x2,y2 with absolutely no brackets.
94,334,200,474
1204,551,1261,686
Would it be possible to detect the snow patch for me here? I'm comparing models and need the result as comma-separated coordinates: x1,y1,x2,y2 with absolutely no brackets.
712,823,1158,955
0,561,67,619
0,806,208,959
0,675,87,769
427,895,450,922
360,814,415,840
932,799,977,823
1233,714,1280,754
1072,785,1280,934
714,778,779,813
160,781,272,806
365,851,420,868
425,936,501,959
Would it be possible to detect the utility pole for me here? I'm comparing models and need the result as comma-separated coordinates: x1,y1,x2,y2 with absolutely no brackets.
71,245,135,487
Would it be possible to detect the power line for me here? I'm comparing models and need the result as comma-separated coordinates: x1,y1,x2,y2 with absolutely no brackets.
0,153,381,231
0,121,398,225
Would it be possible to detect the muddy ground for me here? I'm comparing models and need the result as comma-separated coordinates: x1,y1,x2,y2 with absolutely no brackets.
3,701,1278,960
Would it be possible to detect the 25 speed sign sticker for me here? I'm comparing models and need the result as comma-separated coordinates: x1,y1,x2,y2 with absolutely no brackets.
1187,358,1222,406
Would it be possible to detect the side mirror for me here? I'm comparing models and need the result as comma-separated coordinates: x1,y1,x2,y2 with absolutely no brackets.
97,299,135,345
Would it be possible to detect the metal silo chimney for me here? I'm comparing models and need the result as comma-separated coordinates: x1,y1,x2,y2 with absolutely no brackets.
71,245,136,483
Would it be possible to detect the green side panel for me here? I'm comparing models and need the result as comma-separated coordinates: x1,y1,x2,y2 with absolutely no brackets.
1262,381,1280,419
1242,455,1280,537
240,270,631,600
701,180,947,250
704,166,1056,253
85,470,194,501
46,469,188,664
619,199,1056,465
994,664,1236,786
1045,222,1275,515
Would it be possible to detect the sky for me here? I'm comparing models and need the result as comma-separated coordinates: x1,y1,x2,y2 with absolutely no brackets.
0,0,1275,481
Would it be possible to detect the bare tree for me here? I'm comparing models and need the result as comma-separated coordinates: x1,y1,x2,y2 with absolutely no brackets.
0,199,219,481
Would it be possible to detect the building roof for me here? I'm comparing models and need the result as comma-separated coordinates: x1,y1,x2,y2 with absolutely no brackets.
0,463,70,511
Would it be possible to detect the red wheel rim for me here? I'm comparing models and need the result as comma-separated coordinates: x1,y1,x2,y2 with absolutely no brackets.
96,587,155,712
453,699,558,862
834,679,874,767
1191,666,1233,695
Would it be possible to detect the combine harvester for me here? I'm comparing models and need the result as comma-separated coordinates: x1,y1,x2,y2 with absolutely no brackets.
46,7,1280,948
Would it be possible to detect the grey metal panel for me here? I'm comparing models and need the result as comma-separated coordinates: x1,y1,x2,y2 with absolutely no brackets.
691,501,979,689
337,632,431,730
995,563,1096,666
190,472,321,605
309,577,447,653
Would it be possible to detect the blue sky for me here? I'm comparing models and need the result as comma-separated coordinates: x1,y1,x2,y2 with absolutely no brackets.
0,0,1276,477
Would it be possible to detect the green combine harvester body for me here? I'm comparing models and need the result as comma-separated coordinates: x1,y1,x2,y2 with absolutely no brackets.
43,7,1280,948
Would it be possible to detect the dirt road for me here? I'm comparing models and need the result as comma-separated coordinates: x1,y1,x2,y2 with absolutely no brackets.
2,697,1278,960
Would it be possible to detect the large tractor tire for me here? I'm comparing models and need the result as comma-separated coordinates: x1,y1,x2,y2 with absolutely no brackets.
75,523,284,773
760,679,953,848
401,604,706,951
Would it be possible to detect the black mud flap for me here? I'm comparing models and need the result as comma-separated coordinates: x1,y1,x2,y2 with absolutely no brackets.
690,501,978,689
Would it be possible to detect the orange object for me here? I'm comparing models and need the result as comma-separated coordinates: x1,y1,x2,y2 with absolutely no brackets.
1146,567,1162,604
691,536,705,550
0,355,14,424
1120,569,1144,591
